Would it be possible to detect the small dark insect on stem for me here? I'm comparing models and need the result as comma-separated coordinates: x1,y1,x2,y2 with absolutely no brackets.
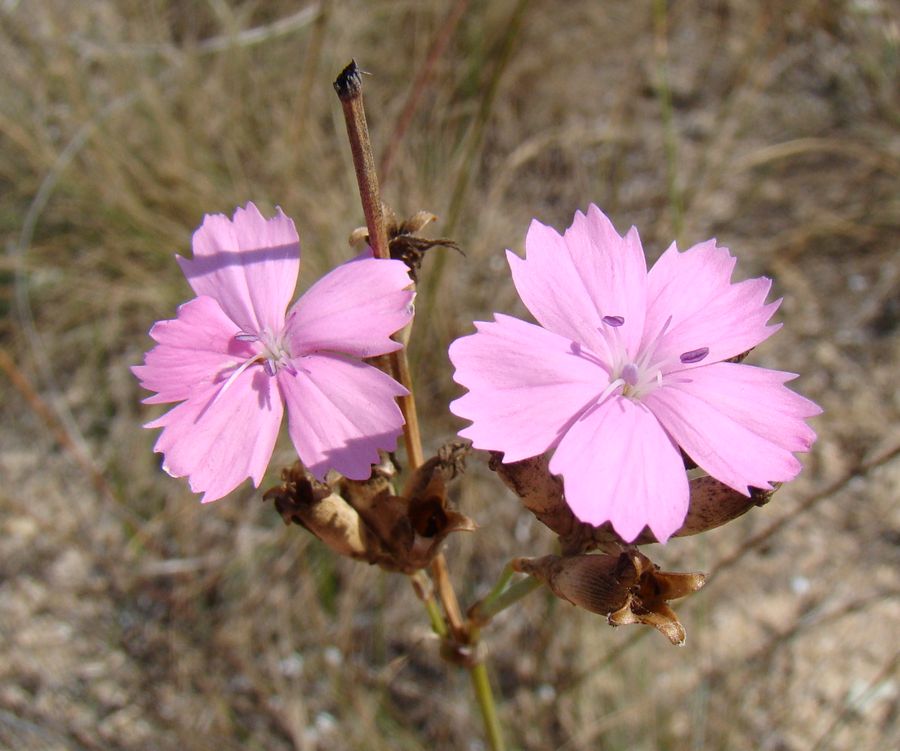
334,60,392,264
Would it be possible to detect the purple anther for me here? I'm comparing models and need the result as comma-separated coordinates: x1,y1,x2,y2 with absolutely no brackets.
602,315,625,327
235,332,258,342
263,359,277,377
680,347,710,364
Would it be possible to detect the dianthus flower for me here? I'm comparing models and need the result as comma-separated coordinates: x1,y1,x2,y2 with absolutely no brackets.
449,205,820,542
133,203,413,502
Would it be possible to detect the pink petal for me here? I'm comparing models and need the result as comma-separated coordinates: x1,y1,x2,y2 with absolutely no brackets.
285,256,413,358
449,314,608,462
508,206,648,361
131,296,255,404
563,205,648,356
644,362,821,494
145,365,284,503
278,354,407,481
549,396,689,543
644,240,781,368
177,203,300,335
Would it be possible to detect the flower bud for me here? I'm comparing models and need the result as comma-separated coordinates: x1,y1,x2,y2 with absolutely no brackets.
513,550,705,645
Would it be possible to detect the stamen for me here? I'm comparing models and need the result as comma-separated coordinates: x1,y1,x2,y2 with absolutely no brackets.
596,318,628,374
235,332,258,342
263,359,277,377
211,355,261,407
596,377,626,406
636,315,674,371
679,347,710,364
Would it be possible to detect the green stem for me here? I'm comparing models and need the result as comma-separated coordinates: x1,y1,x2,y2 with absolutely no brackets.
423,595,448,638
469,660,506,751
482,562,516,607
410,571,448,638
470,566,543,627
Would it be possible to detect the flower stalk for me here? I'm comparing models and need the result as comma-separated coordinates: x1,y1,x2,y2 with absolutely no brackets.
468,565,543,628
334,59,423,469
334,59,504,751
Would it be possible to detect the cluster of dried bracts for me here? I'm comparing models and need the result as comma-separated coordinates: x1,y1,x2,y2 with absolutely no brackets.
264,436,774,645
265,442,475,575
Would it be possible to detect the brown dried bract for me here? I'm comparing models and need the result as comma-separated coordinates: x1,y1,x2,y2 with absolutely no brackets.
513,550,705,645
349,204,460,282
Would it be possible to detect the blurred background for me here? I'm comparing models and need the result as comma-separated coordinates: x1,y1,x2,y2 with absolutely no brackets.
1,1,898,749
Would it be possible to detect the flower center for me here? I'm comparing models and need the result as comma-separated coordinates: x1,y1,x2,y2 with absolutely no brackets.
237,328,294,376
235,327,295,376
596,316,709,402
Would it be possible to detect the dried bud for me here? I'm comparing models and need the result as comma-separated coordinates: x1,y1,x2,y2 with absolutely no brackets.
349,203,460,282
514,550,705,645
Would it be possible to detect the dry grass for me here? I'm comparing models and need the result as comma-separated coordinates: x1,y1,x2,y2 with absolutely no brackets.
1,1,898,749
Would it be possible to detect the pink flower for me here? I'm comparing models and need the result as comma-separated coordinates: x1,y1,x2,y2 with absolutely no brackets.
449,205,820,543
133,203,414,502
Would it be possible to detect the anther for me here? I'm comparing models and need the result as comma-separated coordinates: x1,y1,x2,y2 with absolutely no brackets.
679,347,710,364
602,315,625,327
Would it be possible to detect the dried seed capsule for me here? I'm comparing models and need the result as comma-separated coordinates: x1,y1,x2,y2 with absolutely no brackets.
263,463,371,561
514,553,637,614
514,551,706,646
